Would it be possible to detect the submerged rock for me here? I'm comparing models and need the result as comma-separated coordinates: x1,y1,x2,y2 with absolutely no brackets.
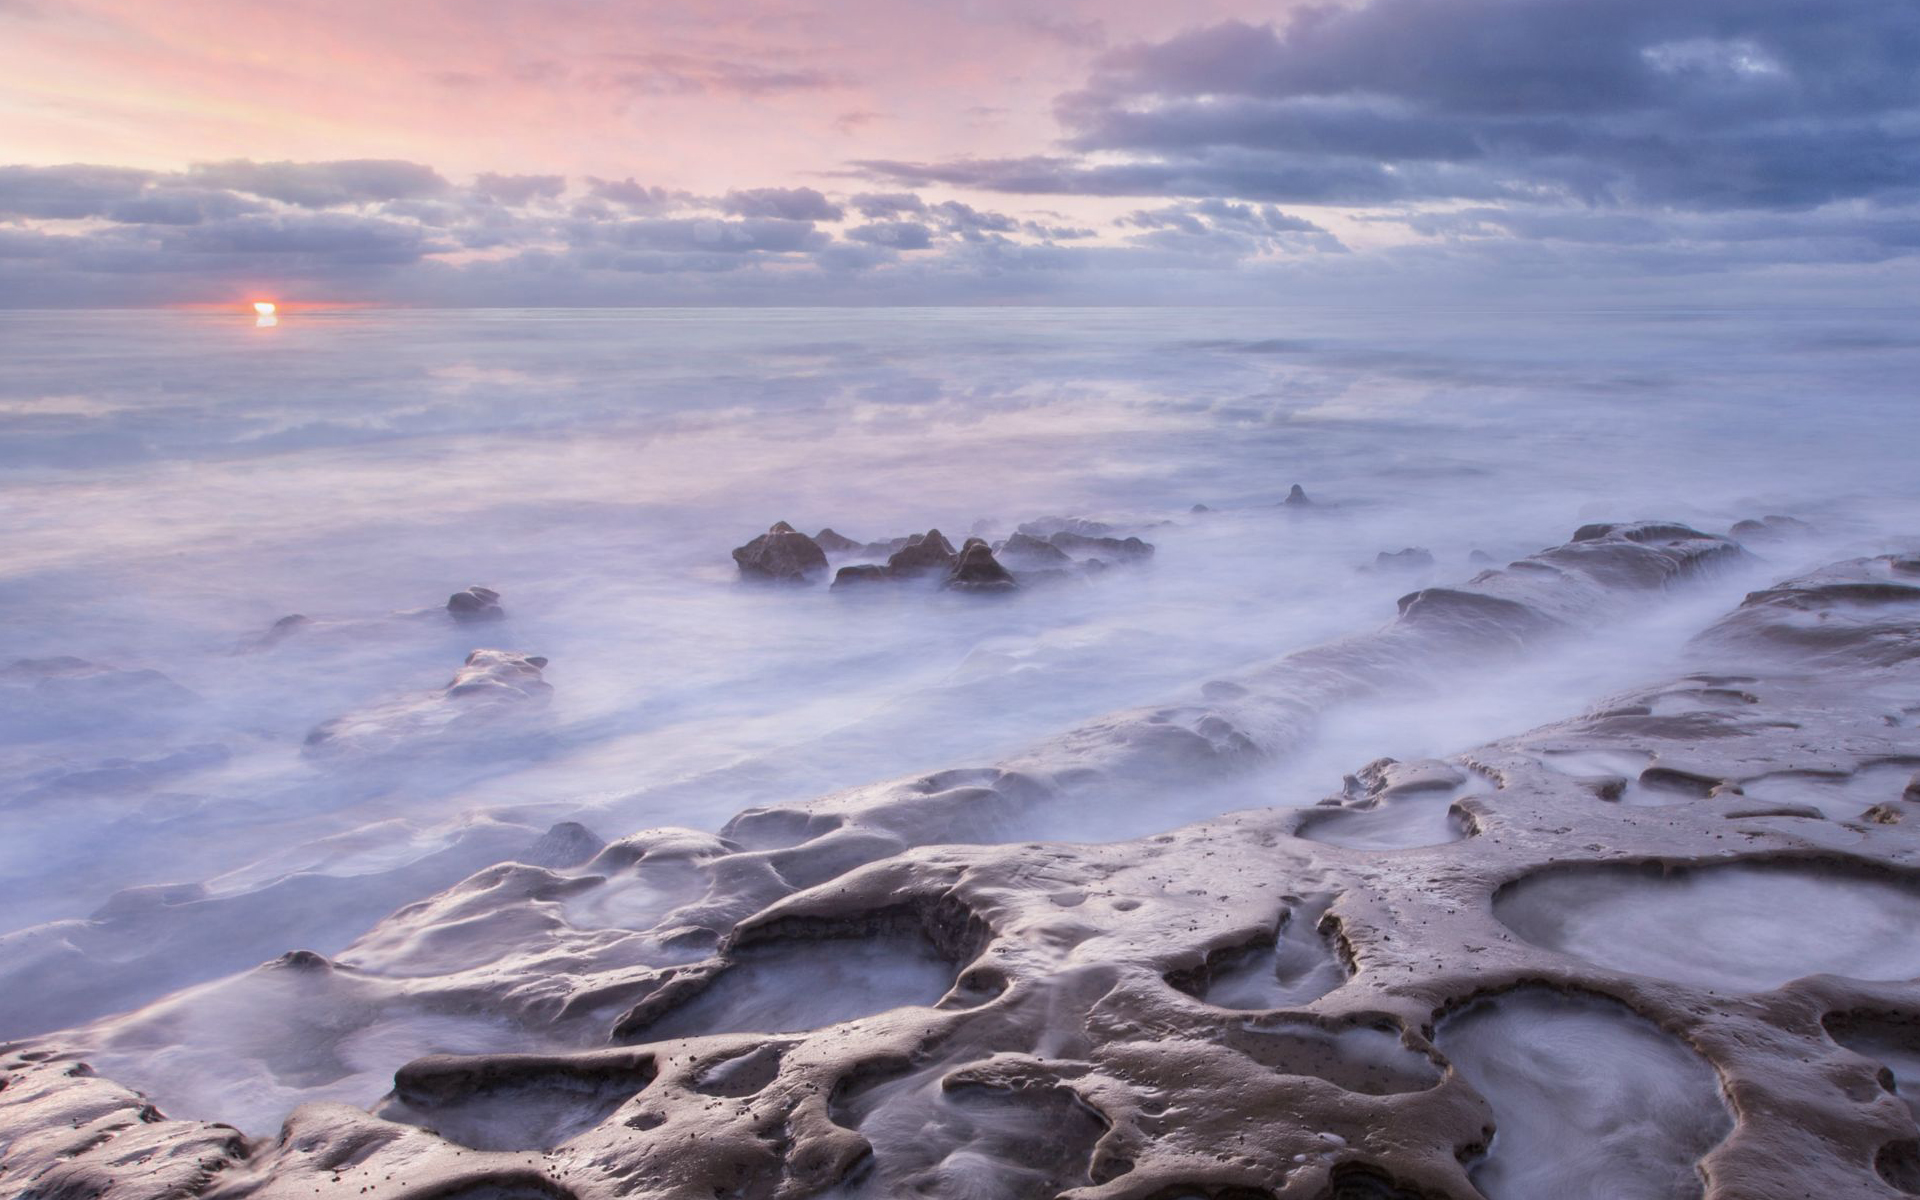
1016,515,1113,538
1048,531,1154,561
1730,514,1814,543
446,586,504,622
995,531,1072,570
302,649,553,760
1374,547,1436,571
732,521,829,583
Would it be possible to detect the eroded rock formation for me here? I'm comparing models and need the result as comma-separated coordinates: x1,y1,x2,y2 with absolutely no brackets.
13,526,1920,1200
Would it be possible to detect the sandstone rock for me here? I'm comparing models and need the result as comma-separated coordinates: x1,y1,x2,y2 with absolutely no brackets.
732,522,829,583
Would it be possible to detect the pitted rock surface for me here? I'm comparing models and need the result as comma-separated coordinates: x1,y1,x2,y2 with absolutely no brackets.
10,529,1920,1200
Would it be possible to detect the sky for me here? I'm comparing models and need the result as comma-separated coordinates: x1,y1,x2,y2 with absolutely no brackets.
1,0,1916,306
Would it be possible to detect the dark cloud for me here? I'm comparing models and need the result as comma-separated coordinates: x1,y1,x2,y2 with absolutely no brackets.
0,165,153,219
850,191,927,219
1118,199,1346,256
161,213,435,263
859,0,1920,213
846,221,934,250
720,187,844,222
183,159,450,208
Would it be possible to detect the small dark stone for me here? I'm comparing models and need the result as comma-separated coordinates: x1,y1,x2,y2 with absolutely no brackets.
733,521,829,582
1191,503,1212,513
831,564,894,589
447,586,504,621
1468,549,1495,564
1284,484,1312,507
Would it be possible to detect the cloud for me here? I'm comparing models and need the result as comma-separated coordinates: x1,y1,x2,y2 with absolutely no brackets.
583,178,683,212
859,0,1920,213
720,187,844,222
183,159,451,208
850,191,927,219
0,165,154,219
471,173,565,205
590,52,845,97
846,220,934,250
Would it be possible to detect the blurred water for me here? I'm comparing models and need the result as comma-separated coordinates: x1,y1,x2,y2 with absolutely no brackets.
2,306,1918,1036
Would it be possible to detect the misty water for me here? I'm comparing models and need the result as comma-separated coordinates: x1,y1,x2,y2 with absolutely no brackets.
5,305,1920,1116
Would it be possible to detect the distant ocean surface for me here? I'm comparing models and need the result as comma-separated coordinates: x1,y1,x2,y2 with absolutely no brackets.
2,305,1917,1026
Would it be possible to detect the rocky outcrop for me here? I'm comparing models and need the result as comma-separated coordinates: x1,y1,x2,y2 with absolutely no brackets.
731,522,829,582
813,528,862,554
995,531,1072,570
884,529,958,576
11,527,1911,1200
1048,531,1155,562
945,542,1017,593
1284,483,1313,507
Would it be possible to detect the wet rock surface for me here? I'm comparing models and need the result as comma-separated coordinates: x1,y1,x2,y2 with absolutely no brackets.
12,530,1920,1200
732,521,830,582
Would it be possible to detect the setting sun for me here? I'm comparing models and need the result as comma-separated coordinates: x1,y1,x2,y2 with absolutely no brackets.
252,301,276,316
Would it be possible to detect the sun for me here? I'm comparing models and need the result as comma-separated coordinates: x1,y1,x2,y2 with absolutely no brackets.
252,300,277,316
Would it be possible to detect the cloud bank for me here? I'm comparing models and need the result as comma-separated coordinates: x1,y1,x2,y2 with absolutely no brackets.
2,0,1916,305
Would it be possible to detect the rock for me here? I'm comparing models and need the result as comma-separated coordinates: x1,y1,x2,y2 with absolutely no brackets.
1191,503,1213,513
996,532,1072,570
813,528,862,554
1284,484,1313,507
732,522,829,583
1375,547,1436,571
1016,516,1113,538
519,821,606,869
1049,531,1154,561
1729,514,1814,544
831,564,895,589
946,543,1017,593
1906,771,1920,802
303,649,553,760
885,529,958,576
447,586,504,622
1469,549,1495,565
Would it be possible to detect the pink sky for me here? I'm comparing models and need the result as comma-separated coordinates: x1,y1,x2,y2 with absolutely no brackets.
0,0,1279,191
